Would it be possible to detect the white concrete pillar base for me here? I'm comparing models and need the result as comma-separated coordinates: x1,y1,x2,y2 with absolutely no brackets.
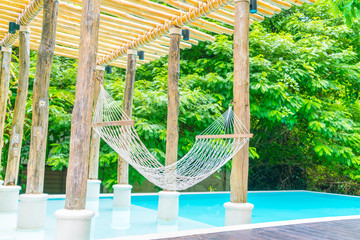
0,185,21,212
113,184,132,208
111,207,130,230
224,202,254,226
157,191,180,224
55,209,95,240
86,179,101,200
17,194,48,230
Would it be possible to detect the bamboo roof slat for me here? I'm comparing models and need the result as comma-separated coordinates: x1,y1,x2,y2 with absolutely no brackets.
1,0,316,68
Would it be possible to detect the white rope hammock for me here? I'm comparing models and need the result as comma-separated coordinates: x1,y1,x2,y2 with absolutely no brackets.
92,86,251,190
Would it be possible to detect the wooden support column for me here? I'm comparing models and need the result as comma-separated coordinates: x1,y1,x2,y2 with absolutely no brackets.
164,26,181,176
117,49,137,185
230,0,250,203
65,0,101,210
4,26,31,186
88,66,105,180
0,47,12,176
26,0,59,194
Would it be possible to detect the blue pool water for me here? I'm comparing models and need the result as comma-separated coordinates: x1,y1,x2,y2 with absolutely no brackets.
2,191,360,239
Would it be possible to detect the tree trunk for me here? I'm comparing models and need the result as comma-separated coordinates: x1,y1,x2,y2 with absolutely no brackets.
0,48,12,177
65,0,101,210
164,26,181,190
5,27,31,186
118,50,137,185
88,68,104,180
230,0,250,203
26,0,59,194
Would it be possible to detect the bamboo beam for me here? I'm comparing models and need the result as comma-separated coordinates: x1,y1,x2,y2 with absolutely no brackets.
67,0,232,35
0,47,12,176
165,26,181,174
230,0,250,204
118,49,137,185
65,0,101,210
161,0,240,26
97,0,236,66
61,1,215,43
88,67,104,180
4,26,30,186
26,0,59,194
126,0,236,33
1,0,43,48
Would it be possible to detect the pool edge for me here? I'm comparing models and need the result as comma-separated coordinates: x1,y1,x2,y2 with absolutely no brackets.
100,215,360,240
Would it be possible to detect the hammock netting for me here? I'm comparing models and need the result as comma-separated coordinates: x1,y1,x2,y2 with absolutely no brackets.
92,86,250,190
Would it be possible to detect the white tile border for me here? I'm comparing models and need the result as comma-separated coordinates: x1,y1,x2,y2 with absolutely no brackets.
100,215,360,240
48,190,312,199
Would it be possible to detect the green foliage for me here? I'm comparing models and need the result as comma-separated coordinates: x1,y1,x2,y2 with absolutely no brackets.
326,0,360,27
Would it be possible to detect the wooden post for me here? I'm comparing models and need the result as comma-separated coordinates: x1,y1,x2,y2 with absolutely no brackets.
230,0,250,203
4,26,31,186
0,47,12,176
88,67,105,180
65,0,101,210
26,0,59,194
118,49,137,185
164,26,181,173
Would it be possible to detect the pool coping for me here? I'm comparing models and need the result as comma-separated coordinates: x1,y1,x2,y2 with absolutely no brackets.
100,215,360,240
47,190,360,199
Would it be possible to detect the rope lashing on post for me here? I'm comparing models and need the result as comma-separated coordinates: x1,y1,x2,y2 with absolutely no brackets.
92,86,253,191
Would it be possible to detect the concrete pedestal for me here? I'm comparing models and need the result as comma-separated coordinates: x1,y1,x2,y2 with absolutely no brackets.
86,179,101,200
111,207,130,230
55,209,95,240
224,202,254,226
113,184,132,208
157,191,179,225
0,185,21,212
17,194,48,230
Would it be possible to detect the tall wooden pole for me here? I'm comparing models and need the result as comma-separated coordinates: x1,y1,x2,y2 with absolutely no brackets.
26,0,59,194
4,26,31,186
0,47,12,176
230,0,250,203
118,49,137,185
157,29,181,222
88,67,104,180
165,26,181,175
65,0,101,210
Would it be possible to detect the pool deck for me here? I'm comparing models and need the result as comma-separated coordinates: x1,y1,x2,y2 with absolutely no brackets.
166,218,360,239
114,215,360,240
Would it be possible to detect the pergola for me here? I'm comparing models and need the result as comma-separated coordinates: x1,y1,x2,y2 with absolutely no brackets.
0,0,311,68
0,0,315,238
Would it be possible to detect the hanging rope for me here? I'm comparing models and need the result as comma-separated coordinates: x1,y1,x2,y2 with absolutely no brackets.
92,86,251,190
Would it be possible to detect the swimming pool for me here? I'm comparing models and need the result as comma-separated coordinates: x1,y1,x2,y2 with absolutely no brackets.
1,191,360,239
